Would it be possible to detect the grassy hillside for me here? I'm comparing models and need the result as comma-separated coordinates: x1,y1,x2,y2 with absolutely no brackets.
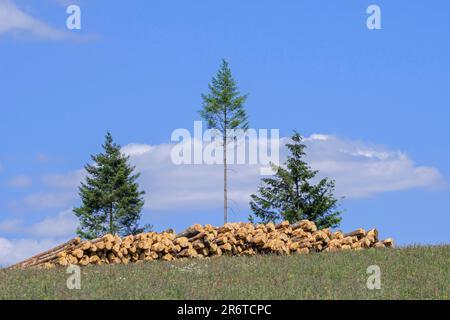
1,245,448,300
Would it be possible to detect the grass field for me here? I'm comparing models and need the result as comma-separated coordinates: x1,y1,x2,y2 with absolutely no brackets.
1,245,448,300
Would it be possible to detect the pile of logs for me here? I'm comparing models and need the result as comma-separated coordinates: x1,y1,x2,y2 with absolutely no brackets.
10,220,394,269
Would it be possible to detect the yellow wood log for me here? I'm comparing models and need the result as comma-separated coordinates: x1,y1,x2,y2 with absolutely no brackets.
215,236,228,245
297,247,309,254
341,237,354,245
72,248,84,259
151,242,165,252
80,241,92,251
220,243,232,252
333,231,344,239
344,228,366,238
112,244,121,254
383,238,394,248
113,235,122,245
79,255,90,266
250,234,267,246
359,237,371,248
162,253,174,261
67,254,78,265
366,229,379,243
179,248,198,258
279,233,290,242
242,248,256,256
104,241,113,250
57,251,67,258
275,220,289,229
103,234,114,242
374,241,386,248
96,241,105,250
192,240,205,249
57,256,69,266
351,242,362,250
89,255,100,264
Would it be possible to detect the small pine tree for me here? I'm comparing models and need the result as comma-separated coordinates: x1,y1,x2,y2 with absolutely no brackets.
74,132,149,239
249,131,342,229
199,59,249,224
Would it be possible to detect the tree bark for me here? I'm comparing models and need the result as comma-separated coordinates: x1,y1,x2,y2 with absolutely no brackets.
109,202,113,235
175,226,202,239
223,128,228,225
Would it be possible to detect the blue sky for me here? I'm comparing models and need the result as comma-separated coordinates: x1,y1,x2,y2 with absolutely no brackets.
0,0,449,265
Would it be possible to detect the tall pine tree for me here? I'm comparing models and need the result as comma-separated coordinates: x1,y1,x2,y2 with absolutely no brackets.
74,132,148,239
199,59,249,224
249,132,342,229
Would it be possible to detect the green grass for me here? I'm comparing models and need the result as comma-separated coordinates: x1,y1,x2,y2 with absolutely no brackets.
1,245,448,300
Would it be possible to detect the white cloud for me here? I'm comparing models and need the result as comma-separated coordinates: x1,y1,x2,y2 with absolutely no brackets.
302,135,445,198
23,191,77,210
0,218,22,233
19,134,446,214
121,143,153,157
7,174,32,188
0,0,63,39
0,209,78,266
30,209,78,237
0,237,13,265
0,0,81,40
128,135,445,210
0,237,63,267
304,134,330,141
53,0,81,6
0,209,78,237
42,169,85,189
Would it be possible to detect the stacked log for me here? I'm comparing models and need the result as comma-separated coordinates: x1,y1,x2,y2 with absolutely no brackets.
10,220,394,269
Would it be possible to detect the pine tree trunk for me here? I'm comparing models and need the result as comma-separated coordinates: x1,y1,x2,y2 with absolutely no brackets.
223,106,228,225
109,203,113,235
223,129,228,225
